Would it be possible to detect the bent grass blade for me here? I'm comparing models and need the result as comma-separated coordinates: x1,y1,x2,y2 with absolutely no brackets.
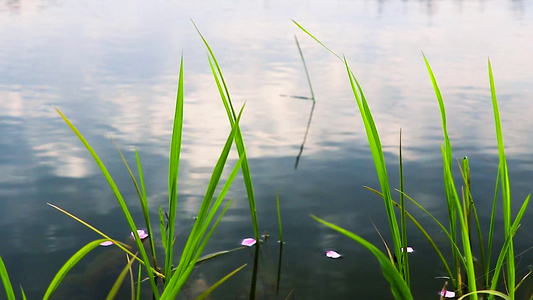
111,138,158,270
196,264,247,300
43,239,113,300
55,108,160,298
311,215,413,300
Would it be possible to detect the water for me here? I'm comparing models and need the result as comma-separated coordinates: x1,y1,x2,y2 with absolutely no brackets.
1,0,533,299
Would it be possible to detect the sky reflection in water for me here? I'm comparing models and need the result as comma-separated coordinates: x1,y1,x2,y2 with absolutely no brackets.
1,0,533,299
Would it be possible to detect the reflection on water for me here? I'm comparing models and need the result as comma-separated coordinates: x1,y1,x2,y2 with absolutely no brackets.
1,0,533,298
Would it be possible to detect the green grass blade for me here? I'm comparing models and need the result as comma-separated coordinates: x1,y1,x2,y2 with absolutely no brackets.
46,203,158,273
399,129,409,285
20,286,26,300
106,254,137,300
112,139,158,270
196,264,247,300
159,206,167,250
489,194,530,293
163,109,244,298
344,58,403,273
441,145,477,298
43,239,109,300
172,108,243,280
0,256,15,300
311,215,413,300
488,59,515,298
196,247,245,264
55,108,160,297
134,149,157,268
423,55,460,286
165,53,185,282
486,171,500,287
162,200,233,298
192,21,259,240
292,20,341,61
136,261,142,300
460,157,487,283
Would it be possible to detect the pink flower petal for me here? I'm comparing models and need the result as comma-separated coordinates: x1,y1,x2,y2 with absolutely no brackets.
325,250,341,259
401,247,414,253
131,229,149,240
100,241,114,246
241,238,256,247
439,290,455,298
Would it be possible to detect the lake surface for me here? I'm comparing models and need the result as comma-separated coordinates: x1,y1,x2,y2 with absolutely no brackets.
1,0,533,299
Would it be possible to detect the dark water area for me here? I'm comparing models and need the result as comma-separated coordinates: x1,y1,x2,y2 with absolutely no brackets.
1,0,533,299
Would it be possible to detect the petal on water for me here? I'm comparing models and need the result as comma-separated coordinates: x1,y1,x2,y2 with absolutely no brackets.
241,238,256,247
401,246,414,253
131,229,149,240
439,290,455,298
325,250,341,259
100,241,114,246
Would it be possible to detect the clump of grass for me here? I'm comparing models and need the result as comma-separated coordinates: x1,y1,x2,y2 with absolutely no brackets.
295,20,532,299
0,23,259,300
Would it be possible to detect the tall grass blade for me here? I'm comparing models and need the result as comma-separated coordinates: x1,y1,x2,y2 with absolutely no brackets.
196,264,247,300
163,108,245,298
112,139,158,270
489,194,530,294
165,53,185,282
441,144,477,298
172,108,243,281
399,129,409,285
423,55,460,286
311,215,413,300
134,149,157,269
192,20,259,240
162,200,233,298
344,58,404,274
0,256,15,300
488,59,515,298
460,157,487,283
55,108,160,297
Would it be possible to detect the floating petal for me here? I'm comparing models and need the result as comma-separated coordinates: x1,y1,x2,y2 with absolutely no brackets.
439,290,455,298
325,250,341,259
100,241,114,246
241,238,256,247
131,229,149,240
401,247,414,253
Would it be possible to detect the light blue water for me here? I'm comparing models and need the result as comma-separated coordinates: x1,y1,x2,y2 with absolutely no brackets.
1,0,533,299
